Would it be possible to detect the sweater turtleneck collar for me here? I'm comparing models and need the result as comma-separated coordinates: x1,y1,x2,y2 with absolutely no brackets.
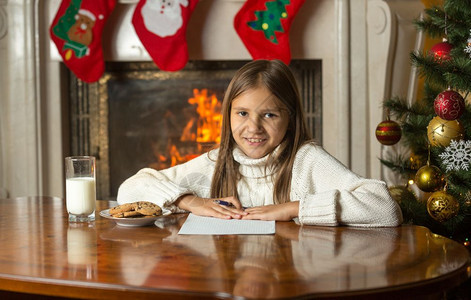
232,146,278,178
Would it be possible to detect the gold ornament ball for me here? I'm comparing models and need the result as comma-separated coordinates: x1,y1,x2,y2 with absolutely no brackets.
427,191,460,222
427,116,464,147
415,165,444,192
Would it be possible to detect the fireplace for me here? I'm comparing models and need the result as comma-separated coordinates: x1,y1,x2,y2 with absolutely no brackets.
68,60,322,200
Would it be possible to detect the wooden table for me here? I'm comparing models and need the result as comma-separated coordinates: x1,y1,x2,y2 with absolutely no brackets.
0,197,469,299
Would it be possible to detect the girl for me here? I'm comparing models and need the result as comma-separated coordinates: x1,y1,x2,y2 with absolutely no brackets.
117,60,403,227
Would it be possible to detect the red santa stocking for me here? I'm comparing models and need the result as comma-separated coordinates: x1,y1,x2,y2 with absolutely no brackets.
50,0,116,83
234,0,305,64
132,0,199,71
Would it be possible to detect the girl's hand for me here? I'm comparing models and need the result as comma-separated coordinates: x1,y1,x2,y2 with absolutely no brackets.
175,194,247,219
242,201,299,221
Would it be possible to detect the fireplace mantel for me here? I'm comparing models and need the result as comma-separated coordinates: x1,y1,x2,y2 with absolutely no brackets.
0,0,424,198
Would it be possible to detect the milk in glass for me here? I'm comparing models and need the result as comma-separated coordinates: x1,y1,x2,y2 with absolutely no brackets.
66,177,96,215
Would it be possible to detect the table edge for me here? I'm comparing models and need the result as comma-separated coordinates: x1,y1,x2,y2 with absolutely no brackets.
0,261,469,299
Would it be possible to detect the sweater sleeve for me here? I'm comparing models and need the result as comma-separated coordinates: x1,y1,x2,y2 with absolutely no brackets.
116,150,216,212
293,144,403,227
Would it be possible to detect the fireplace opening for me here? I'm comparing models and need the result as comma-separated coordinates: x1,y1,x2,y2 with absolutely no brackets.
68,60,322,200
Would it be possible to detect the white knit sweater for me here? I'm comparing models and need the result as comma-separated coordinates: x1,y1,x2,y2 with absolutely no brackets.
117,143,403,227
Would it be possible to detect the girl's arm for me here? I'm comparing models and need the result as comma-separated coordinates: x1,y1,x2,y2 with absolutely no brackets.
117,151,214,212
293,144,403,227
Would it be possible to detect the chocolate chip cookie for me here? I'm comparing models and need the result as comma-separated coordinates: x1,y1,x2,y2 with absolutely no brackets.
109,201,162,218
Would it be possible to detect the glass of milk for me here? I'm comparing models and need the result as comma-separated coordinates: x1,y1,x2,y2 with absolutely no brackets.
65,156,96,222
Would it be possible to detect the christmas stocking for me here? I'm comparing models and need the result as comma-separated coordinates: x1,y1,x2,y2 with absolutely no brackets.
132,0,199,71
50,0,116,83
234,0,305,64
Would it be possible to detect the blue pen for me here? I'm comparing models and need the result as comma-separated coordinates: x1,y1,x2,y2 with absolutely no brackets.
214,199,248,209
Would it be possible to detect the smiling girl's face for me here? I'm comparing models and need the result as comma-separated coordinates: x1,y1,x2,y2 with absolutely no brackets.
230,86,290,159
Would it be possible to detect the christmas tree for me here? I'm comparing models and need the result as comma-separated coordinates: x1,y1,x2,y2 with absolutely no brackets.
247,0,289,44
378,0,471,248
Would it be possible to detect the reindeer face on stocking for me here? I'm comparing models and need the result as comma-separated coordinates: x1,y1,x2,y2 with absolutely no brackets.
67,9,96,46
50,0,116,83
141,0,189,37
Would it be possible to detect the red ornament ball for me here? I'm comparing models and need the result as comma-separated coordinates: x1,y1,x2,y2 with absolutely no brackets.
434,89,465,120
375,120,402,145
429,41,453,62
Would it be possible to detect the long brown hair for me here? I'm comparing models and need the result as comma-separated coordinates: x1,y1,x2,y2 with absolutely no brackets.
210,60,312,204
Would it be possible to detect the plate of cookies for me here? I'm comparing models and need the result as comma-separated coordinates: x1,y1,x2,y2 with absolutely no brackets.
100,201,171,227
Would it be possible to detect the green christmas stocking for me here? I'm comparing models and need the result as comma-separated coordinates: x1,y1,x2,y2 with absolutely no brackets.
50,0,116,83
234,0,305,64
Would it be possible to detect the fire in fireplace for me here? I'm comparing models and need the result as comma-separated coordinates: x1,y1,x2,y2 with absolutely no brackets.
162,87,222,169
68,60,321,200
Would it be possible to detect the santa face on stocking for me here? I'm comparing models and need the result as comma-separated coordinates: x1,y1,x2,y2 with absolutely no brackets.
67,9,96,47
141,0,189,37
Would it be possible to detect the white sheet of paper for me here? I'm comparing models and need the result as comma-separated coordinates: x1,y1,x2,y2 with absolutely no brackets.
178,213,276,235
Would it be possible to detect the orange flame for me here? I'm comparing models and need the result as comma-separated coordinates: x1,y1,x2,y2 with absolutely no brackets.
163,89,222,167
151,89,222,169
184,89,222,143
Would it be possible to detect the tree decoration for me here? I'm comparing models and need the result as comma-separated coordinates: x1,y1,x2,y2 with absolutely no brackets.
427,116,464,147
388,185,417,204
464,29,471,58
410,152,425,170
464,191,471,207
427,189,460,223
463,238,470,250
438,139,471,172
375,119,402,145
429,39,453,62
433,88,465,120
415,164,445,192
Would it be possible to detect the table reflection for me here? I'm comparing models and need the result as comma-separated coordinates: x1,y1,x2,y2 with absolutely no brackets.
97,217,468,299
228,226,411,298
67,223,97,280
291,226,410,291
101,215,228,293
100,223,172,286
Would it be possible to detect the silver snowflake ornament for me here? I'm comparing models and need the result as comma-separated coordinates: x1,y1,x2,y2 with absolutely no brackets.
465,42,471,58
439,139,471,172
465,30,471,58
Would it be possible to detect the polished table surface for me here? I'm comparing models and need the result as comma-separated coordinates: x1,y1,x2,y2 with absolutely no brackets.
0,197,469,299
